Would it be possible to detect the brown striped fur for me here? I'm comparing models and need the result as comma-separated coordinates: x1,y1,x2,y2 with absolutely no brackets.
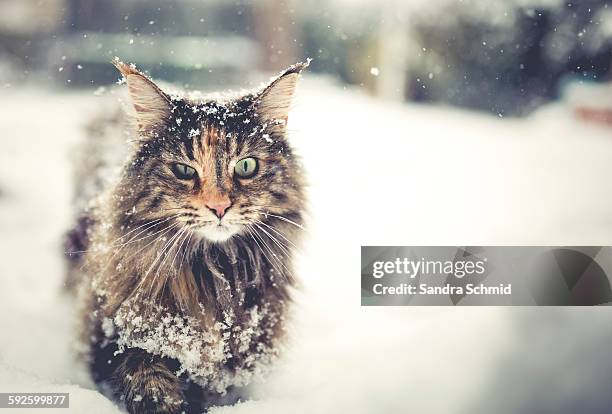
66,59,308,413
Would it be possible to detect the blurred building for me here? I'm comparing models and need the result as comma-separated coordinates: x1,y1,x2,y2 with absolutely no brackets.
0,0,610,116
0,0,299,89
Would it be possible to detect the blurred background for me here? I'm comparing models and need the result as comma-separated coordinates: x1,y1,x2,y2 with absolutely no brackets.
0,0,611,117
2,1,612,413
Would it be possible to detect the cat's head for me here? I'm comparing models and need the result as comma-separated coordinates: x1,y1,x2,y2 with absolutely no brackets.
113,59,307,244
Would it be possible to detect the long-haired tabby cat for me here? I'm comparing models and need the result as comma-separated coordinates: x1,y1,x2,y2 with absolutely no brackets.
65,59,307,413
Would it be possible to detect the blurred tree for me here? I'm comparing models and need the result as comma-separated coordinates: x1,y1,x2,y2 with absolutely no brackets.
411,0,612,116
253,0,298,70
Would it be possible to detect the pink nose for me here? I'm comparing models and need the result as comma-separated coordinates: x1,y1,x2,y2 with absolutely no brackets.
206,199,232,219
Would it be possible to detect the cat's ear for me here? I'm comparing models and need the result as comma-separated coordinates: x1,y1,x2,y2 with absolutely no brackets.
253,60,310,124
113,58,172,132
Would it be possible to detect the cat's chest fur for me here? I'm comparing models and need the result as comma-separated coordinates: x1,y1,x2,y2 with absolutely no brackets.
87,224,291,392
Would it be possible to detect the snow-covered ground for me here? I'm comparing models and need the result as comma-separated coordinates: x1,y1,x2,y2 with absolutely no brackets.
2,78,612,413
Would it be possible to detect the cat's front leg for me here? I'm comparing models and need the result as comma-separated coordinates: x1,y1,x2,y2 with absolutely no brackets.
112,349,186,414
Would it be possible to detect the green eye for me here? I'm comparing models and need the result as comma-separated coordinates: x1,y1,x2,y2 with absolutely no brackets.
234,157,258,179
171,163,197,180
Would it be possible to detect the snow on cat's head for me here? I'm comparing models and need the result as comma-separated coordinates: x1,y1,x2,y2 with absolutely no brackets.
113,58,308,244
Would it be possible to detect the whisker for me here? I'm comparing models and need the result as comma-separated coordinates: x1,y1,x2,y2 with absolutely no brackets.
160,228,194,297
98,220,181,277
248,225,293,282
255,228,294,282
110,216,173,246
122,221,182,265
250,208,306,231
64,214,180,255
148,226,190,295
253,219,299,250
245,226,283,281
253,223,291,256
138,226,185,291
112,214,181,249
170,227,194,271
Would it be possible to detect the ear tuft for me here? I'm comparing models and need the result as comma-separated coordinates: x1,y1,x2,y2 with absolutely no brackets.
112,58,171,132
253,59,310,124
112,57,142,77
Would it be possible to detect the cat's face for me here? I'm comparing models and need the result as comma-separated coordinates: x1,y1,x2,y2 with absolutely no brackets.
115,60,306,243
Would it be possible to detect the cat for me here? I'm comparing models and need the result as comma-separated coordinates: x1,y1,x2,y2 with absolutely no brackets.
65,58,308,413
